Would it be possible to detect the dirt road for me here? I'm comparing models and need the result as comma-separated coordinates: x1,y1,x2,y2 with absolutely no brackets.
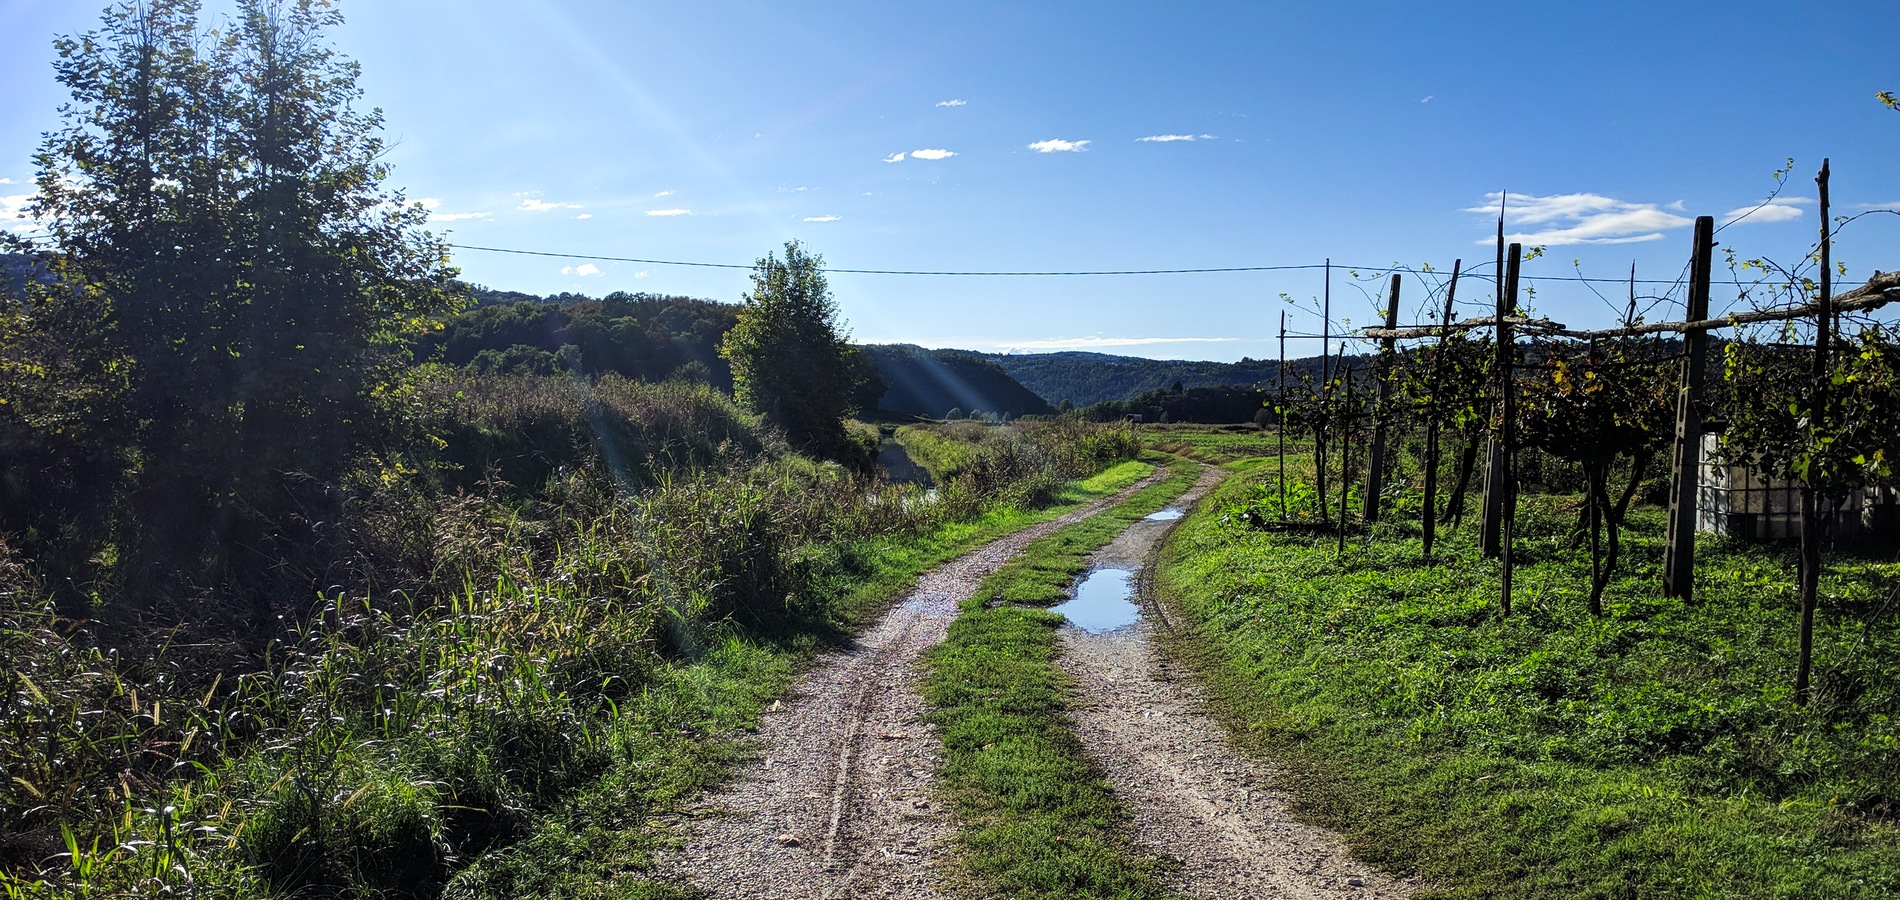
659,474,1162,899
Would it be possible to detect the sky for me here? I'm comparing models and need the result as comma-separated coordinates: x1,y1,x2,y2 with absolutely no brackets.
2,0,1897,362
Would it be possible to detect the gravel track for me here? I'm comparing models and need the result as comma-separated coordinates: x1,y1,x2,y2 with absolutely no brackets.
659,473,1164,900
1059,466,1419,898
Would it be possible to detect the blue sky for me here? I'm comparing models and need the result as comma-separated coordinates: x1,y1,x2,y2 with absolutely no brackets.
2,0,1896,362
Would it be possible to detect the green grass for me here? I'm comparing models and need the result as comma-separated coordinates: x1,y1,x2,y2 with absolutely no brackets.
924,457,1201,899
1141,423,1282,465
1156,459,1900,899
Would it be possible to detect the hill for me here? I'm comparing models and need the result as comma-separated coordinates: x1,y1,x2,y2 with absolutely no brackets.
974,350,1348,407
864,344,1055,419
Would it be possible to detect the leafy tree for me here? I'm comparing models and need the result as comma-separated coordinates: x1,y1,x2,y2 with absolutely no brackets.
720,241,864,454
23,0,458,596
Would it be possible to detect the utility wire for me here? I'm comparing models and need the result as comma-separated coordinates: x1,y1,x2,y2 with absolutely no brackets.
445,242,1716,285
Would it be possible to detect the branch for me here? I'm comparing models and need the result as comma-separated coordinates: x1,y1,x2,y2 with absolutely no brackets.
1362,271,1900,340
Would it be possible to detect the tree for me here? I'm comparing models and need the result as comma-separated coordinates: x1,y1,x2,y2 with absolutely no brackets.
23,0,458,597
720,241,863,454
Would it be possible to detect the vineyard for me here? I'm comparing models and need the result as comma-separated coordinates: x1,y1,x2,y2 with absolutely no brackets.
1253,161,1900,706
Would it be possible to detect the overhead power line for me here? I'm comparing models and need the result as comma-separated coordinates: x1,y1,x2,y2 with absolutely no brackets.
445,243,1710,286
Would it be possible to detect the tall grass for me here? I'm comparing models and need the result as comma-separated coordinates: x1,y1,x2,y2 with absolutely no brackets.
0,377,1141,897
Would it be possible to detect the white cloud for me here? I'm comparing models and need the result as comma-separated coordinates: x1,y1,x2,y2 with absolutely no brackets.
415,197,442,210
432,211,491,222
884,152,907,163
803,215,842,223
0,178,11,184
575,213,593,220
1465,191,1693,246
517,196,583,212
936,99,967,107
561,264,602,277
1028,139,1089,153
1721,203,1805,226
653,190,673,198
634,271,651,279
646,208,692,217
911,148,957,160
2,193,36,228
1137,134,1199,143
1000,336,1237,350
1420,95,1435,104
1853,201,1900,211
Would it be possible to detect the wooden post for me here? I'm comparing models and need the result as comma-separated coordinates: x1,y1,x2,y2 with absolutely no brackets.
1339,356,1353,558
1278,311,1288,521
1364,274,1402,523
1422,260,1461,562
1662,215,1716,600
1480,206,1509,558
1797,160,1832,707
1316,261,1333,520
1498,244,1521,617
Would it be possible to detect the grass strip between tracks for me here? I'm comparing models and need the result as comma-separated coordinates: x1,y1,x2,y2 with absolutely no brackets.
924,456,1201,900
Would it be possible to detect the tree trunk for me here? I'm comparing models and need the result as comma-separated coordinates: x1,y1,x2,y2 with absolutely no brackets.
1443,435,1479,528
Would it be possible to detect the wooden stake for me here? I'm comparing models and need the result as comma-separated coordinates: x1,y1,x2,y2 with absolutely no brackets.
1364,274,1402,523
1797,159,1832,706
1499,244,1521,618
1663,215,1716,599
1278,311,1288,520
1422,260,1462,562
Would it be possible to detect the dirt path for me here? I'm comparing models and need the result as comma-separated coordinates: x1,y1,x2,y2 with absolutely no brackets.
1059,466,1418,898
659,472,1163,900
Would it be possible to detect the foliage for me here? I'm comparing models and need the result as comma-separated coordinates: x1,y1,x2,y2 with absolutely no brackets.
984,350,1326,408
719,241,865,457
1082,384,1275,424
417,290,741,389
10,0,458,603
1715,328,1900,497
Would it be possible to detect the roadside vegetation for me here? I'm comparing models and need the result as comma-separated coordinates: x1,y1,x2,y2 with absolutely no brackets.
925,457,1200,899
1157,450,1900,898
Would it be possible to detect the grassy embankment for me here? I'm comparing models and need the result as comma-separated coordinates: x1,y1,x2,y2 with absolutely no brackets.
1157,446,1900,898
0,387,1144,899
924,455,1201,900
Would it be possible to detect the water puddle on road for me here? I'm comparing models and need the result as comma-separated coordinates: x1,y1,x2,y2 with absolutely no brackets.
1054,567,1140,633
1143,508,1184,521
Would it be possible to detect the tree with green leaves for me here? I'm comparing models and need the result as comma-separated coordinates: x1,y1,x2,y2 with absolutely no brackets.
19,0,457,597
720,240,864,456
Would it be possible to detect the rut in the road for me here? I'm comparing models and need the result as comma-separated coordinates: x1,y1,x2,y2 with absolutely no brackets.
1059,466,1419,898
659,473,1162,900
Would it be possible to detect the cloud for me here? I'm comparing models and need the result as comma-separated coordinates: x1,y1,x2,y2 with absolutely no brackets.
803,215,842,222
517,196,583,212
634,271,651,279
560,264,602,277
1137,134,1199,143
1420,95,1435,104
1028,139,1089,153
1001,336,1237,350
884,152,907,163
935,99,967,107
575,213,593,220
910,148,957,160
646,208,692,217
1721,203,1805,226
415,197,442,210
1853,201,1900,211
431,211,491,222
1464,191,1693,245
2,193,32,218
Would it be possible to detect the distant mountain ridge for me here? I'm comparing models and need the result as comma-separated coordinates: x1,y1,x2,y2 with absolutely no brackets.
972,350,1307,407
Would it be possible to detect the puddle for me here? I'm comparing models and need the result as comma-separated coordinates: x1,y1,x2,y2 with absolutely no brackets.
1054,567,1140,634
1144,507,1184,521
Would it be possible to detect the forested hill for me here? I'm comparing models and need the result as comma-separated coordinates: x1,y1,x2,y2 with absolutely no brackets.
978,351,1336,407
863,344,1055,419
